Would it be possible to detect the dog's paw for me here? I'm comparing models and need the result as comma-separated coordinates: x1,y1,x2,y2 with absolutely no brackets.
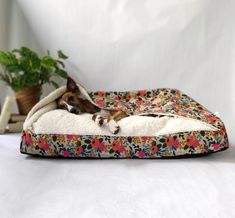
108,120,120,135
92,115,104,126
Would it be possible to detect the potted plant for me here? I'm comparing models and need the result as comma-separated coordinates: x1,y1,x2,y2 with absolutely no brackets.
0,47,68,114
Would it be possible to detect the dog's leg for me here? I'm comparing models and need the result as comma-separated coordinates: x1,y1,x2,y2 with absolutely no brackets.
107,111,128,134
92,109,110,126
92,110,128,134
92,114,105,126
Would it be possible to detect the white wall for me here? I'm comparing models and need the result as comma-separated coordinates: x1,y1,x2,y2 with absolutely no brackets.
0,0,10,107
1,0,235,142
0,0,9,49
0,0,51,111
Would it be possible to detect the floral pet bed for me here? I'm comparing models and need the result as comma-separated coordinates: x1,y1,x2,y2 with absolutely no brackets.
20,85,229,158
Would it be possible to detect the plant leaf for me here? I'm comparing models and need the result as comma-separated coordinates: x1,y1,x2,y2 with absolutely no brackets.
5,65,21,73
50,80,59,89
56,60,65,68
41,56,56,65
54,69,68,78
0,47,68,90
57,50,68,59
0,51,17,65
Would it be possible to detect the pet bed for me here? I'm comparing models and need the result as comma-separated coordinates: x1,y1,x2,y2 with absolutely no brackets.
20,84,229,158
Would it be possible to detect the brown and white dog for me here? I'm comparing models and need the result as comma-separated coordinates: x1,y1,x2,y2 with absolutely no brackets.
57,77,128,134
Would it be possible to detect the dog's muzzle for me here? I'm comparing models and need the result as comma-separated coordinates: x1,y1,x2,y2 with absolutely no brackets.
63,101,81,115
69,107,80,114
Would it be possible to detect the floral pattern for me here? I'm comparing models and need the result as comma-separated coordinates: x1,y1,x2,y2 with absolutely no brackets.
20,88,229,158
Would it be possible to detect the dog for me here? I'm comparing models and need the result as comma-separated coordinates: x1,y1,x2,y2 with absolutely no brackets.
57,77,128,134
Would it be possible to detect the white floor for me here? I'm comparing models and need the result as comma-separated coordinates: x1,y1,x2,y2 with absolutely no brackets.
0,134,235,218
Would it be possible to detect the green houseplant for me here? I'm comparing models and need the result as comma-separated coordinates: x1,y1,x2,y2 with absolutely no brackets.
0,47,68,114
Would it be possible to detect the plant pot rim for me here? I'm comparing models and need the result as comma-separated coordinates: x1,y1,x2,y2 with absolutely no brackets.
15,86,42,93
15,86,42,115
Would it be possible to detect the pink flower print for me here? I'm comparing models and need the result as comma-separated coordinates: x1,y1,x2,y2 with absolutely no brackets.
185,109,193,113
38,139,50,151
126,93,132,101
66,134,79,140
150,146,158,153
62,150,70,157
138,151,146,158
124,103,130,109
25,133,32,145
92,139,106,152
167,136,179,149
92,139,100,148
98,142,105,152
145,101,152,106
205,114,217,123
141,136,151,142
186,136,199,148
138,90,147,98
95,99,106,108
135,99,145,105
211,144,220,150
113,100,120,106
76,146,83,155
111,140,125,153
114,96,120,101
98,91,105,98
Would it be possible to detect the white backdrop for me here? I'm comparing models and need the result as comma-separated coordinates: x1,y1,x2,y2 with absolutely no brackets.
0,0,235,142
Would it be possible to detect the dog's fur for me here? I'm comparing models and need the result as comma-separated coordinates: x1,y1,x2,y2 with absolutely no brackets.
57,77,128,134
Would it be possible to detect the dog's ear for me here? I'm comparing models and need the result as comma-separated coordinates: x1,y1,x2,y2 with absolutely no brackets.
67,77,79,93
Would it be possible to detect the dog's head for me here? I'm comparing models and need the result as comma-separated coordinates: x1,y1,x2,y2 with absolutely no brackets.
57,77,83,114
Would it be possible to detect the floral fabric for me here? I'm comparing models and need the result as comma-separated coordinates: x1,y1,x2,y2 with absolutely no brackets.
20,88,229,158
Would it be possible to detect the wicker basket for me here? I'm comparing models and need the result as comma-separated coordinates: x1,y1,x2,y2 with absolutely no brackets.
15,86,41,115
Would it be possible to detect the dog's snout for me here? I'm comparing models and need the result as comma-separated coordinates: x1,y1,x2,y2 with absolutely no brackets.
70,107,79,114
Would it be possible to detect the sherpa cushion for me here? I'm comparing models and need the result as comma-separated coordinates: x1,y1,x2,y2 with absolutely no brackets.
20,85,229,158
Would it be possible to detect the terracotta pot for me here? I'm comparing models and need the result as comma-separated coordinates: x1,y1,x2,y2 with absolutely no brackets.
15,86,41,115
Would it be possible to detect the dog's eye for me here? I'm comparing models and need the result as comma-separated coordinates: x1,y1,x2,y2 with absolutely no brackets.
67,96,74,102
59,104,66,110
